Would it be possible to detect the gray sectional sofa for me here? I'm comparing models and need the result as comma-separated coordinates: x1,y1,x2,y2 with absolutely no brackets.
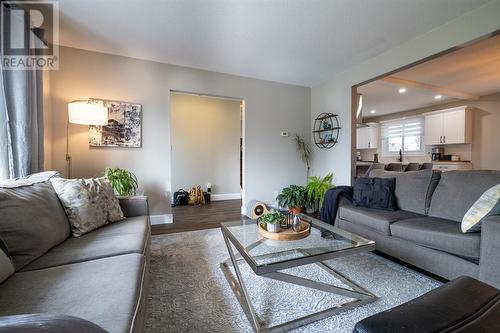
0,179,151,333
337,169,500,288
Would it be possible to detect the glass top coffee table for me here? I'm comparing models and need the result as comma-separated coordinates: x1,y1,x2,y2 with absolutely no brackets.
220,214,376,333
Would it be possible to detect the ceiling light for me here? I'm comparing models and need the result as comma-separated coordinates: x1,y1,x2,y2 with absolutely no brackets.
434,95,442,100
398,88,406,93
370,110,376,114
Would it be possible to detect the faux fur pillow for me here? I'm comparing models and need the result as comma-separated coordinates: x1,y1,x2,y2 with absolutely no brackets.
51,177,124,237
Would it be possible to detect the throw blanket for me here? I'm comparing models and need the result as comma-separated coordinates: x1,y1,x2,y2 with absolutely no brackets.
0,171,60,188
320,186,353,226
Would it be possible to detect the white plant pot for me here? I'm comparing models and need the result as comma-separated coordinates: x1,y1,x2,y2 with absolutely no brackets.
266,223,280,233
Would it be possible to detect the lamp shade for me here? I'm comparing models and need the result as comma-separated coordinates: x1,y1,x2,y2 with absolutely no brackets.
68,101,108,125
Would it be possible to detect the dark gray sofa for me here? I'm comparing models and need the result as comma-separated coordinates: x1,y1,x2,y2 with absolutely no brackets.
0,180,150,333
337,169,500,288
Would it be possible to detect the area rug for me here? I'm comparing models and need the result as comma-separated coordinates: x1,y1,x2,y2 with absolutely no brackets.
144,228,441,333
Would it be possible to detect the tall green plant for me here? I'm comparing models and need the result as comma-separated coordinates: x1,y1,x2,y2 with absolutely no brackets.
305,173,334,207
294,134,311,178
104,167,138,196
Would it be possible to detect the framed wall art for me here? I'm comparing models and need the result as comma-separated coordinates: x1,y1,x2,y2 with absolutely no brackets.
89,98,142,148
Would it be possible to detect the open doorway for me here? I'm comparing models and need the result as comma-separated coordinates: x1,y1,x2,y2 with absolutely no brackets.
164,91,243,233
351,31,500,179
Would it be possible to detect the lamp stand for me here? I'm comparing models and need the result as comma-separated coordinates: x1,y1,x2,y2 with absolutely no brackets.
65,118,72,178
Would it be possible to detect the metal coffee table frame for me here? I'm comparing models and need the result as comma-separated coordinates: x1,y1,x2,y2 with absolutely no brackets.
220,217,377,333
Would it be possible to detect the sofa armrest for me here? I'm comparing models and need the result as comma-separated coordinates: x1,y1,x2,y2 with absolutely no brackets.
479,215,500,288
118,196,149,217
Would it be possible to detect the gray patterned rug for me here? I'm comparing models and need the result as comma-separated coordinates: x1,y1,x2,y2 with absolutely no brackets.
144,229,441,333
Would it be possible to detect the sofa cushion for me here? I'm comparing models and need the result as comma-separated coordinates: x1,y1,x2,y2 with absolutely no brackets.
0,181,70,270
0,253,146,333
369,169,441,215
0,249,14,283
0,313,107,332
338,205,422,236
22,216,149,271
429,170,500,223
390,217,481,260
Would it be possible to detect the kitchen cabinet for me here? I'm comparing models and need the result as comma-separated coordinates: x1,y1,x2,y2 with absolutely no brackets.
356,123,379,149
424,106,472,145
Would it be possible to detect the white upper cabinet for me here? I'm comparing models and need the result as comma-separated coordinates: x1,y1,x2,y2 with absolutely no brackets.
357,123,379,149
424,113,443,145
424,106,472,145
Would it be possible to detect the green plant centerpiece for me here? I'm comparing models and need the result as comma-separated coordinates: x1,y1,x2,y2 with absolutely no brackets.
277,185,307,214
104,167,138,196
259,211,285,233
305,173,334,213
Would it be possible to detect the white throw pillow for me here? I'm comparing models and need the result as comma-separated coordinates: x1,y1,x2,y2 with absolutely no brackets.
51,177,124,237
462,184,500,233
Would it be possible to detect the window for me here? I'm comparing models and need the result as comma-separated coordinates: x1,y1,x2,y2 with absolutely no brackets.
381,117,424,155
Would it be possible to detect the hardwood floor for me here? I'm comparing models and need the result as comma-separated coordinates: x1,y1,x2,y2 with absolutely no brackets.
151,199,243,235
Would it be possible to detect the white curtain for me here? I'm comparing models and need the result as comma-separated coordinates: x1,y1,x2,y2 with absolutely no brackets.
0,6,44,180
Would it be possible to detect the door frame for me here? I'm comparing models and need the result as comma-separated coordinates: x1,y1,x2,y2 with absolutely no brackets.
169,90,245,208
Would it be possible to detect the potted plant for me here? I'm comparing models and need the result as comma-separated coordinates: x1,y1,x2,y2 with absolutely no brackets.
294,134,312,179
305,173,334,214
277,185,307,214
104,167,138,196
259,211,285,233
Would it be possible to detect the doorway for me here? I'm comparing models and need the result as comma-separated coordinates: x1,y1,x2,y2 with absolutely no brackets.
351,31,500,179
162,91,244,234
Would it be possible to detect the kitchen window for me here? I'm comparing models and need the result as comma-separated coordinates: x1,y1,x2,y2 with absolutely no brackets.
381,117,424,156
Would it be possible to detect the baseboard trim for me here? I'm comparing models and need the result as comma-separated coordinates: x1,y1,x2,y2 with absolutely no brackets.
150,214,173,225
211,193,242,201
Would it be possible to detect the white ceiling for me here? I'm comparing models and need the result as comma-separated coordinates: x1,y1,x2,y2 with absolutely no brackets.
56,0,491,87
359,34,500,116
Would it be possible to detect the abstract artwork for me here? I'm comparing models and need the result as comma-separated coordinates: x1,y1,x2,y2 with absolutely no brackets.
89,98,142,147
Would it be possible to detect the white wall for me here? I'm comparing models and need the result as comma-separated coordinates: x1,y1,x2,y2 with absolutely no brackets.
170,93,241,195
48,46,310,214
311,1,500,184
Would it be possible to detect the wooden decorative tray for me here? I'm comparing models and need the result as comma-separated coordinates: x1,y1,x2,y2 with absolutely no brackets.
258,221,311,241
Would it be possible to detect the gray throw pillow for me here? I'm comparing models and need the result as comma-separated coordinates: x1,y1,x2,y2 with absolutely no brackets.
0,181,71,270
50,177,124,237
0,248,14,284
0,314,107,333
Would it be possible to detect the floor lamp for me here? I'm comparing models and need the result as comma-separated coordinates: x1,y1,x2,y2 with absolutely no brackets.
66,100,108,178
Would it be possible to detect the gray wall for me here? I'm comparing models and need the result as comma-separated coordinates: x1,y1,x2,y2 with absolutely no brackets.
311,1,500,184
170,93,241,195
48,46,311,214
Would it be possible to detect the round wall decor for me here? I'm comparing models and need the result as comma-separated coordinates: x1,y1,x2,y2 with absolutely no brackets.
313,113,340,149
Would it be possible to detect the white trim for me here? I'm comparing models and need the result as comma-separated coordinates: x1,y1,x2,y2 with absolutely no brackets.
241,205,247,216
150,214,173,225
211,193,242,201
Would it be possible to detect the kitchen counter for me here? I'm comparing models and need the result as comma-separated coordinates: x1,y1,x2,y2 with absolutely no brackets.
433,160,471,165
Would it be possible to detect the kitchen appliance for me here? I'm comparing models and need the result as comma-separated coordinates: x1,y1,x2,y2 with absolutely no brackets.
432,147,444,161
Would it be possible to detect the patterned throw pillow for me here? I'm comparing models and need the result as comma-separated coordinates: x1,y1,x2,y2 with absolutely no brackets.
51,178,124,237
97,177,125,222
462,184,500,233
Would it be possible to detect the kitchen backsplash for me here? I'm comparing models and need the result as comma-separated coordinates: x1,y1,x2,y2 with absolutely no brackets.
358,143,472,163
